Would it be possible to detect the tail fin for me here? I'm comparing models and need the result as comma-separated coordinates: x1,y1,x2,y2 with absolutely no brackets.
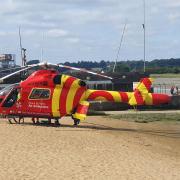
129,78,153,105
135,78,153,94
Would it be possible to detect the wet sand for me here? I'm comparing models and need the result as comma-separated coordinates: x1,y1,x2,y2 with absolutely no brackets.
0,116,179,180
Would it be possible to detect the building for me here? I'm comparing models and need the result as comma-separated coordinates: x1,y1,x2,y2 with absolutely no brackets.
0,54,16,68
64,70,149,91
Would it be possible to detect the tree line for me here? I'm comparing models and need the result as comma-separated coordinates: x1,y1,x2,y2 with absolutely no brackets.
63,58,180,74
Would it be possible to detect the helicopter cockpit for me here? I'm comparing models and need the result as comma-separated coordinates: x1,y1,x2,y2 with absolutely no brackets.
0,83,20,106
0,83,19,96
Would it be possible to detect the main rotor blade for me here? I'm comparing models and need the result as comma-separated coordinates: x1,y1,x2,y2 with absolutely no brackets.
0,67,30,83
58,64,113,80
0,62,47,83
0,61,112,83
44,62,112,79
0,66,23,73
0,64,39,83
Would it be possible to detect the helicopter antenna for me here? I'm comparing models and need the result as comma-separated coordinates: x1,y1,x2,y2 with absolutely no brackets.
18,26,23,66
113,22,127,73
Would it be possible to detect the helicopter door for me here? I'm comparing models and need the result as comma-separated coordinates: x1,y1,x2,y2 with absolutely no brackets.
2,88,20,107
28,88,51,115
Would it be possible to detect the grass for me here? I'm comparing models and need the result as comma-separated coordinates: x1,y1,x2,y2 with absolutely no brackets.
108,113,180,123
150,74,180,78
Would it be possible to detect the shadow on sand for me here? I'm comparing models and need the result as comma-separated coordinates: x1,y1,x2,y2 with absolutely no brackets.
9,120,180,138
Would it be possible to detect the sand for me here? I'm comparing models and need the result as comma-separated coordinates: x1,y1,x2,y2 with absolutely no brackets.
0,116,179,180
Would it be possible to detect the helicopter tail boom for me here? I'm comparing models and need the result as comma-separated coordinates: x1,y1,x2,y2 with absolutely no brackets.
86,78,170,106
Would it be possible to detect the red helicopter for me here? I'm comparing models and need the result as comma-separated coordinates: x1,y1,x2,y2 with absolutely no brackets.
0,62,171,126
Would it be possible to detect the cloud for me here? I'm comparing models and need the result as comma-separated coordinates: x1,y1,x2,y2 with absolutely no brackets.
66,37,80,43
46,29,68,38
0,29,39,37
168,13,180,22
0,0,180,63
165,0,180,8
0,31,7,36
0,0,17,14
0,30,17,36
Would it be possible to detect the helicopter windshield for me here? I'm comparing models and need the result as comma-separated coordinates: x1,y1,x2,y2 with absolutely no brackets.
0,83,19,96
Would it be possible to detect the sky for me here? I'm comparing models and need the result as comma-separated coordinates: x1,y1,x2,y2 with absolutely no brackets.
0,0,180,65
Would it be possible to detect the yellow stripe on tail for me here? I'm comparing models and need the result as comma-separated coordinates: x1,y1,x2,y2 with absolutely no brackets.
129,78,153,106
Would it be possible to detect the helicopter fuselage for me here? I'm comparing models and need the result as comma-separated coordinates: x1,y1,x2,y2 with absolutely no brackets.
0,70,171,122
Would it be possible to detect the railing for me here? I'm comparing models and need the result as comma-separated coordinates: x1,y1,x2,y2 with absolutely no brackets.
153,83,180,95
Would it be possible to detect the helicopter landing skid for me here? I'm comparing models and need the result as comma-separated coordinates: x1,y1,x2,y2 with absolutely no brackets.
8,117,24,124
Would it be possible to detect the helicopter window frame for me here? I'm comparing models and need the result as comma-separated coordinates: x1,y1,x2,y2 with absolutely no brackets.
29,88,51,100
0,83,20,97
2,87,21,107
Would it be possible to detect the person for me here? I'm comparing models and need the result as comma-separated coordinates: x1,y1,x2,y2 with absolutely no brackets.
176,86,179,95
170,86,175,95
32,117,40,124
48,118,51,124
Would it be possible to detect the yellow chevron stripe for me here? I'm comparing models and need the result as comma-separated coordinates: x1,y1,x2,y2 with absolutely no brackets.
127,92,132,99
136,83,149,101
85,89,95,98
52,75,70,117
86,90,121,102
61,75,70,85
72,112,87,121
110,91,121,102
79,101,89,106
52,85,61,117
66,79,80,114
144,93,153,105
60,75,70,115
129,95,137,106
137,83,148,93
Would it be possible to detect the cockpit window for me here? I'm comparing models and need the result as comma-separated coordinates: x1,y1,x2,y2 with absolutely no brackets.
0,83,19,96
29,88,50,99
2,88,20,107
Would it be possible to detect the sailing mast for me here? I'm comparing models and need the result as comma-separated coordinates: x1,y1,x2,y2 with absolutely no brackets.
113,22,127,72
18,27,27,68
18,26,23,66
143,0,146,72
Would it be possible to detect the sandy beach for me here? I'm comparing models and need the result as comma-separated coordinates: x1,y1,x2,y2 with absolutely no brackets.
0,116,179,180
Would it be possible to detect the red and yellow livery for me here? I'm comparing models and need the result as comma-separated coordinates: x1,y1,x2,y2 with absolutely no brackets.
0,69,171,124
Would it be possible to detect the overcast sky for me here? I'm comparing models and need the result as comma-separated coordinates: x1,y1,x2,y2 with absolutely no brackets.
0,0,180,65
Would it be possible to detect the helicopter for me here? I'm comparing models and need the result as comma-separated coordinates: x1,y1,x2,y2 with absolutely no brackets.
0,62,171,126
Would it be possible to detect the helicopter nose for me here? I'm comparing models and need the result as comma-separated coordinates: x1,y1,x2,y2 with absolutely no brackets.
152,94,171,105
